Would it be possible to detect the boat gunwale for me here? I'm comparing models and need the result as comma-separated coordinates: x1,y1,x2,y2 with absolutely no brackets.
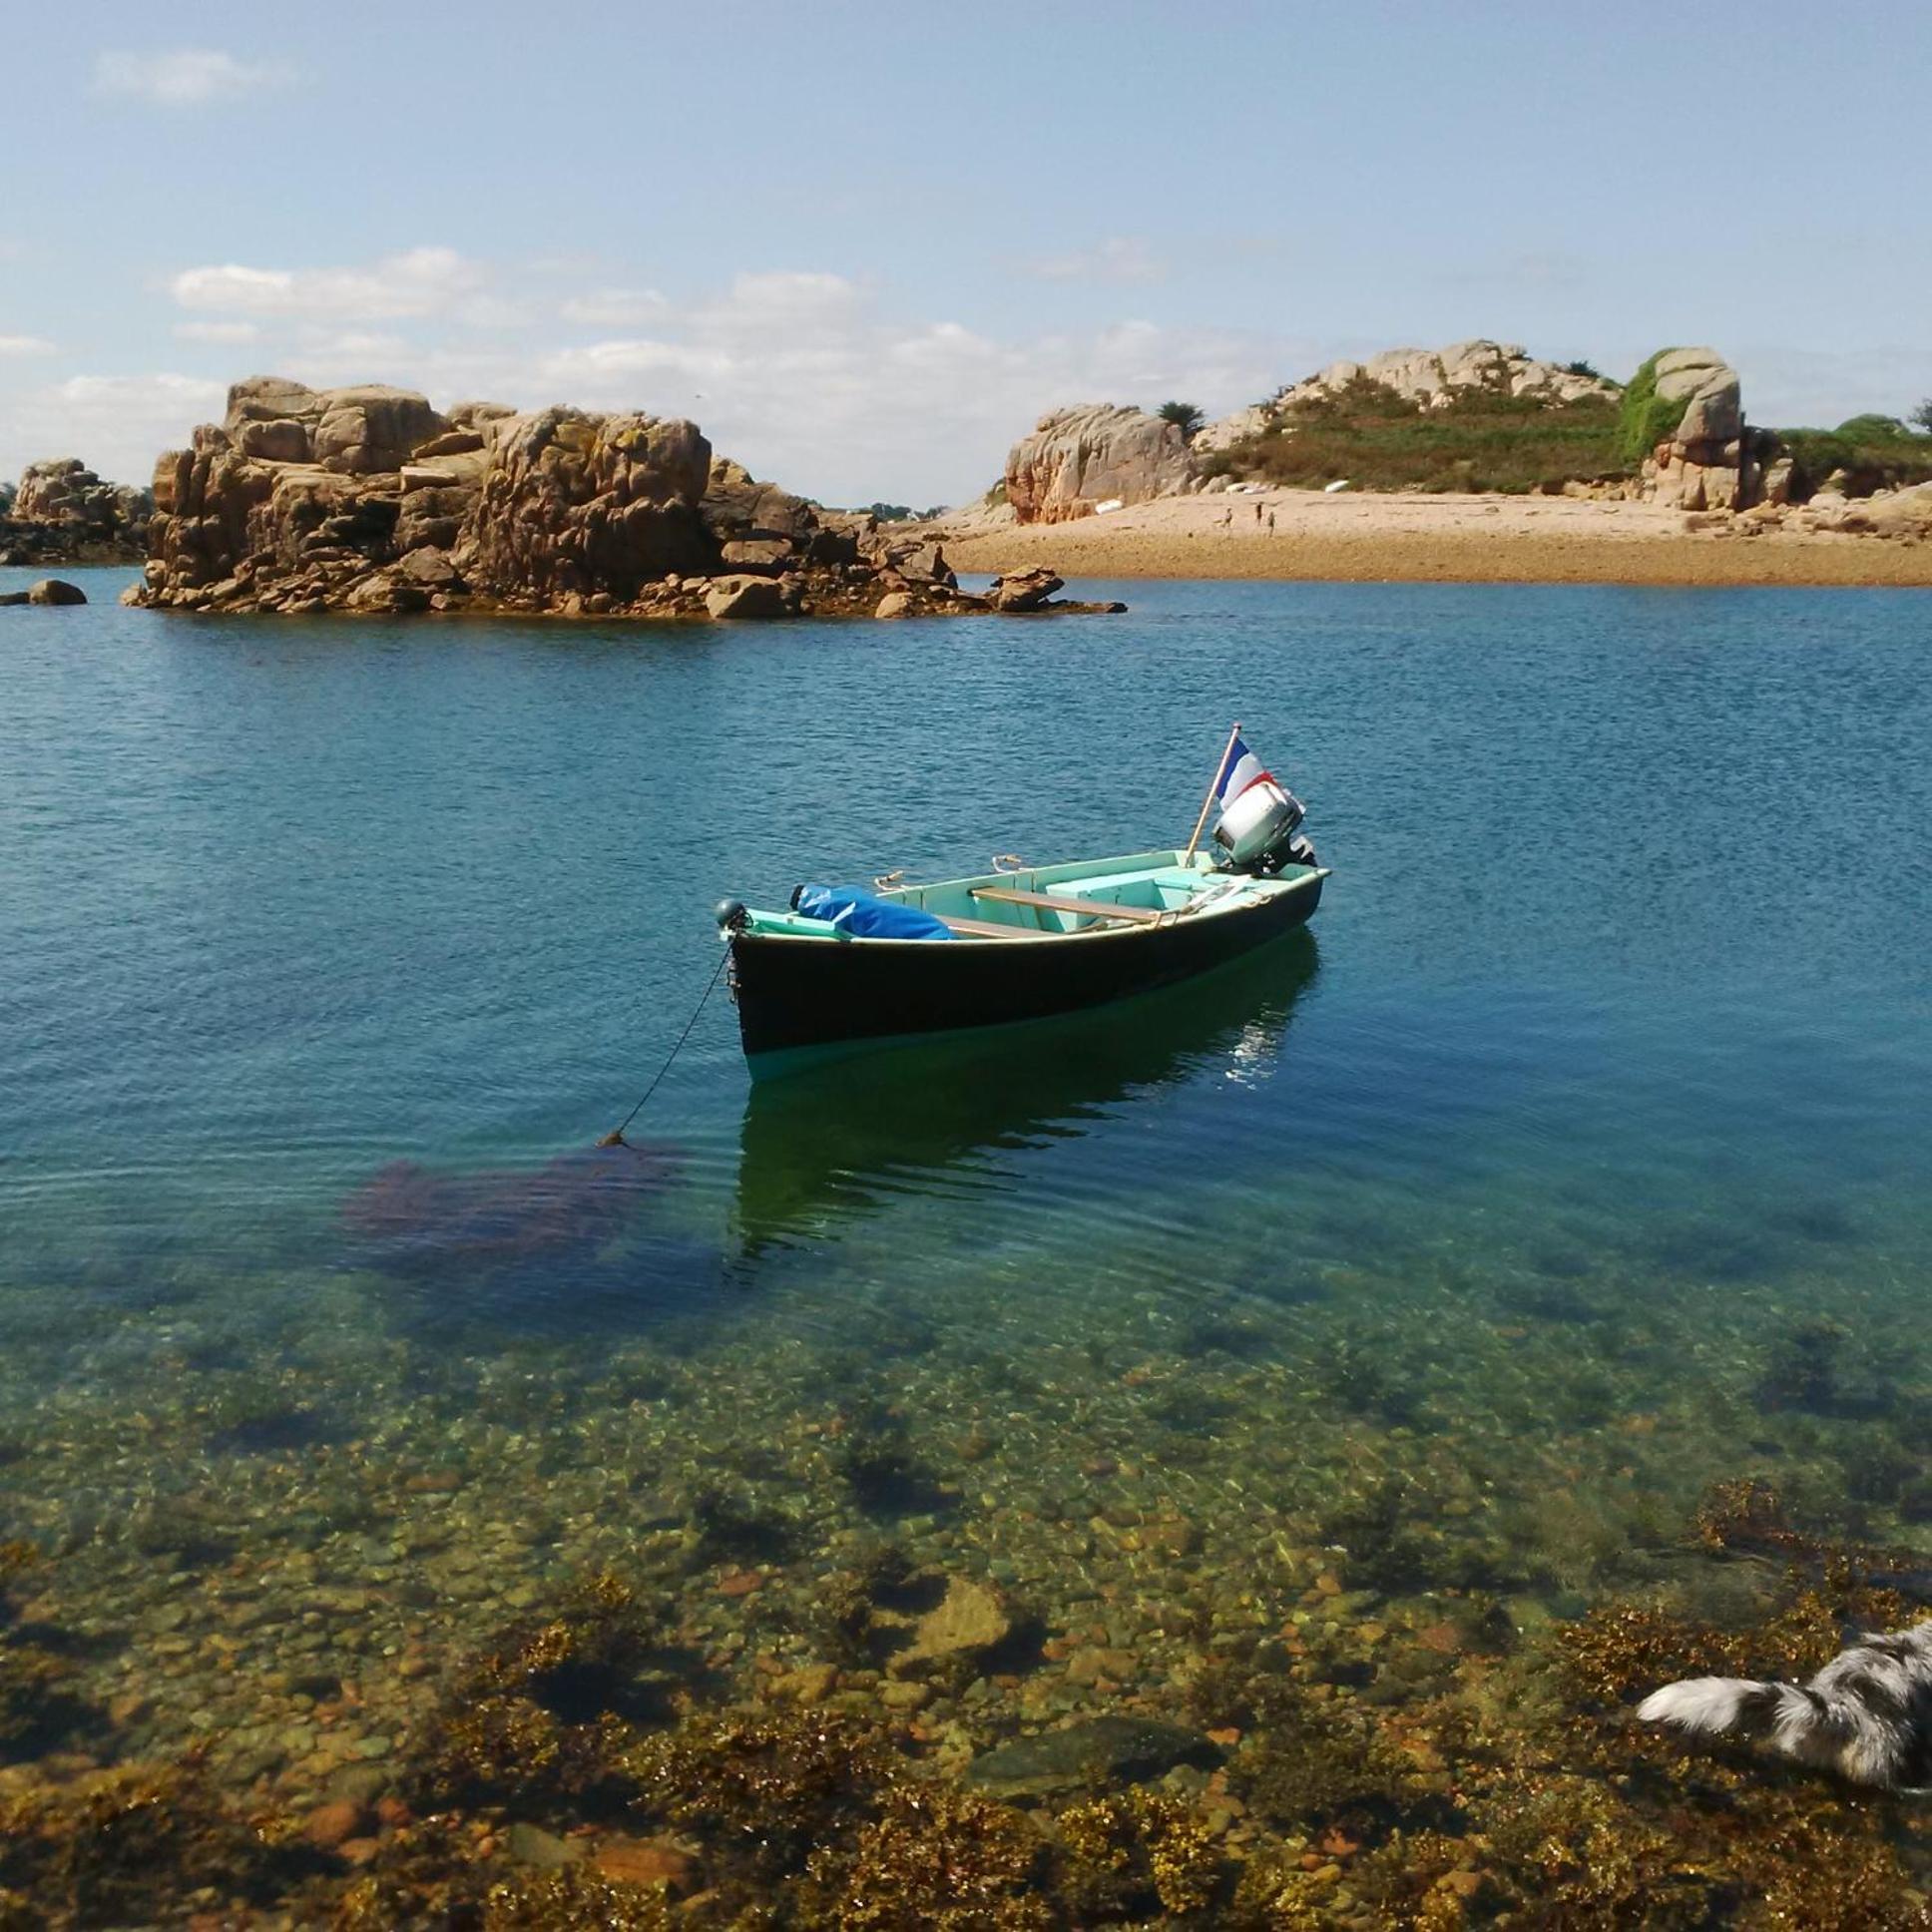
732,862,1329,948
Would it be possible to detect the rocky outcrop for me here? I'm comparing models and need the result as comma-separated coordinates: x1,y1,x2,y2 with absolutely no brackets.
1003,404,1196,524
14,457,151,533
0,578,88,608
988,567,1065,612
1197,340,1616,455
1789,480,1932,540
1,458,151,564
133,375,1120,622
1635,348,1767,511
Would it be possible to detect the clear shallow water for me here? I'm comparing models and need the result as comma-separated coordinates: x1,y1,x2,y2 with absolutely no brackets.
4,565,1932,1916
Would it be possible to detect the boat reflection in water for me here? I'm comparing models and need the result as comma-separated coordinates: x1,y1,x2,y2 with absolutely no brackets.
729,930,1319,1258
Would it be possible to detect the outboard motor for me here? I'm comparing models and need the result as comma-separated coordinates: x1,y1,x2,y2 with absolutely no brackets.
1214,779,1313,874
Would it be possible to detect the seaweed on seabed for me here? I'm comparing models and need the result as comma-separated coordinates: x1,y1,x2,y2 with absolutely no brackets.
1323,1323,1429,1428
1051,1789,1224,1920
0,1762,319,1927
1468,1770,1925,1932
831,1415,956,1520
1200,1665,1439,1845
624,1707,901,1883
0,1542,101,1766
405,1571,669,1815
621,1706,1051,1923
685,1479,794,1565
804,1784,1051,1930
1753,1314,1856,1414
817,1540,924,1668
327,1816,676,1931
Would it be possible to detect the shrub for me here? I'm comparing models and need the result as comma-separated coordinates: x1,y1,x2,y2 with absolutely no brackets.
1156,400,1206,441
1616,351,1690,467
1218,374,1626,495
1773,420,1932,498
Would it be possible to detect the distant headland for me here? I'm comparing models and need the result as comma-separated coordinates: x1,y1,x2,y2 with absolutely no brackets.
939,340,1932,586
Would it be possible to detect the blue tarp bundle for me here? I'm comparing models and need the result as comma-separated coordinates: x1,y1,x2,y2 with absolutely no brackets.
791,882,954,941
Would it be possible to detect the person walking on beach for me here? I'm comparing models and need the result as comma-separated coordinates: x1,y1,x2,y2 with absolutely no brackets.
1254,501,1263,524
1219,506,1233,532
1267,509,1276,534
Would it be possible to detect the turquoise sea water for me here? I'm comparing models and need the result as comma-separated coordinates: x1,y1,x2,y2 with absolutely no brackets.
4,564,1931,1915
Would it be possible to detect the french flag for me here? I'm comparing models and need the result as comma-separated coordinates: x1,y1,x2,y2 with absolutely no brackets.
1214,732,1275,810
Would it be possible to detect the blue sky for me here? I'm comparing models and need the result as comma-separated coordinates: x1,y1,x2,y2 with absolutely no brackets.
4,3,1928,502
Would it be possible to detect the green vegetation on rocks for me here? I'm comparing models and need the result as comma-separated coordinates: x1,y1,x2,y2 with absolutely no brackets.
1212,373,1628,495
1773,414,1932,497
1155,400,1207,442
1614,350,1693,467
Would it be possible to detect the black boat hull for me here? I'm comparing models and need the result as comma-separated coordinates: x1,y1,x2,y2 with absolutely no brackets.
727,871,1322,1067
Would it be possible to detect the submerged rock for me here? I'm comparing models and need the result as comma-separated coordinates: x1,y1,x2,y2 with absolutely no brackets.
965,1715,1220,1796
887,1576,1013,1679
339,1142,683,1270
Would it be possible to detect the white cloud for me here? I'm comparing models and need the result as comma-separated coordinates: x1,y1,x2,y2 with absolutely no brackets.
1022,237,1167,285
174,319,259,344
171,246,488,321
698,271,865,333
0,373,225,486
560,288,671,327
42,247,1321,501
0,334,56,356
93,49,294,107
534,281,1315,506
541,338,732,385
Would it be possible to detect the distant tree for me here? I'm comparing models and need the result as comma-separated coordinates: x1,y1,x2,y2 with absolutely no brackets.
1156,400,1206,442
1835,413,1912,441
865,502,914,522
1911,398,1932,436
1562,359,1606,381
0,481,14,516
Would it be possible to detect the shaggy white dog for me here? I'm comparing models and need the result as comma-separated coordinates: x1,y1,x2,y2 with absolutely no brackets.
1639,1620,1932,1789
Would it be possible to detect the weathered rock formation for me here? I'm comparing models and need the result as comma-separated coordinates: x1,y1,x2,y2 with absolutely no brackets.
1003,404,1197,524
135,376,1121,621
0,577,88,608
1786,480,1932,540
1197,340,1616,455
1,458,151,564
1634,347,1772,512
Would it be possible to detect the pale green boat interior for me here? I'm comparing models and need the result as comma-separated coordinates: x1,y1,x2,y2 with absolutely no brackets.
739,848,1326,942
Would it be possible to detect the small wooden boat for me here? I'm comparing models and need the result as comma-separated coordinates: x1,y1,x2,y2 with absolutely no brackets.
720,847,1326,1070
718,725,1325,1072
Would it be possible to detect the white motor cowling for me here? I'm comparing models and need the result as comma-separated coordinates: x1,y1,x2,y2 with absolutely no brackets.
1214,779,1309,872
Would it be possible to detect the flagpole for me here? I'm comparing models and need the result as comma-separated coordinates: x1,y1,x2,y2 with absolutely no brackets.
1184,721,1242,864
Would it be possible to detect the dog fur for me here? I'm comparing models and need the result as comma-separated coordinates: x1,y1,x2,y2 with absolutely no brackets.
1638,1619,1932,1788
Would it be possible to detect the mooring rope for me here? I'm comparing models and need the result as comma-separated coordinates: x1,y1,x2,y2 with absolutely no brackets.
598,945,730,1147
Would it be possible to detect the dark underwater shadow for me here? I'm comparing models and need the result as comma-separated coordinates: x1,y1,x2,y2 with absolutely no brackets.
726,931,1320,1262
336,1140,726,1340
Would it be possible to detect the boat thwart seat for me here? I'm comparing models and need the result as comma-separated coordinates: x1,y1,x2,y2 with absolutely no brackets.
968,885,1166,926
936,912,1053,939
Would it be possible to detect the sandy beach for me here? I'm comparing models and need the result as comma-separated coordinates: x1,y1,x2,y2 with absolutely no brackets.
940,489,1932,587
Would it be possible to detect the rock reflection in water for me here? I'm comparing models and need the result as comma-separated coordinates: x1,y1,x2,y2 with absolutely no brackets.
729,933,1318,1257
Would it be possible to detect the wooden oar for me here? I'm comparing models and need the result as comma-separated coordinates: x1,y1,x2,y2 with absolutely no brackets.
1183,722,1242,864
